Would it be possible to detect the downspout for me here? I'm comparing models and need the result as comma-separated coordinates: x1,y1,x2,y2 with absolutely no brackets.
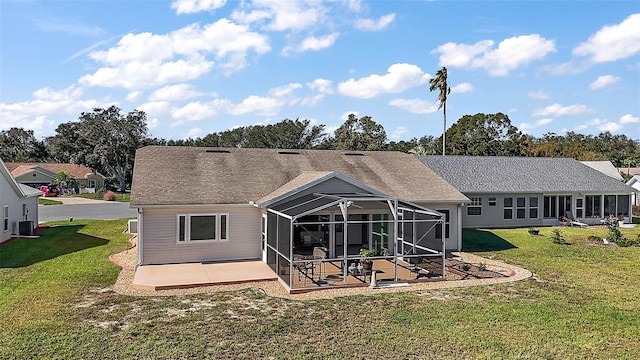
290,216,295,289
441,213,446,279
457,204,463,251
136,208,143,269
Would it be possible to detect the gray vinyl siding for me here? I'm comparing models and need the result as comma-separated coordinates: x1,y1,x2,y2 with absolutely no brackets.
461,193,544,229
140,205,261,265
417,202,460,250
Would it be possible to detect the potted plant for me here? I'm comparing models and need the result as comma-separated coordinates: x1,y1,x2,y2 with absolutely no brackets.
528,227,540,236
359,248,376,270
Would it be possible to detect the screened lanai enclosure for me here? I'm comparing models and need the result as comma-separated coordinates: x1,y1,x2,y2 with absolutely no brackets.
262,193,446,292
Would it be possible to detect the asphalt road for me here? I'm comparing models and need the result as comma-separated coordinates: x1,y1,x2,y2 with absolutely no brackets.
39,202,138,223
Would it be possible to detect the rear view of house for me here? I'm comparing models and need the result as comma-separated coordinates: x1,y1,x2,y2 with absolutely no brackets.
418,156,634,228
130,146,467,292
0,159,41,243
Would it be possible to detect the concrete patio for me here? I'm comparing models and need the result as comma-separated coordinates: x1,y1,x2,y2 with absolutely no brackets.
132,260,278,291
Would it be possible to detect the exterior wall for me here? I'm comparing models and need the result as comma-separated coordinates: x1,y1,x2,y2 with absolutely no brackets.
14,171,54,184
139,205,262,265
0,178,38,243
416,202,461,251
460,192,633,228
461,193,545,229
84,173,105,189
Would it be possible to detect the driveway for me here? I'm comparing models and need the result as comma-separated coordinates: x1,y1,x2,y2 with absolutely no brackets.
39,196,138,223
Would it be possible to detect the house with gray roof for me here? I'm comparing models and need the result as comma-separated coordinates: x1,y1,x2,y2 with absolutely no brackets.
130,146,468,292
418,156,635,229
627,175,640,206
580,161,624,181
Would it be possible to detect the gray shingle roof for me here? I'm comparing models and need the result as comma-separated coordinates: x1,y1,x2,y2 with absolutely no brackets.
417,155,633,194
131,147,468,206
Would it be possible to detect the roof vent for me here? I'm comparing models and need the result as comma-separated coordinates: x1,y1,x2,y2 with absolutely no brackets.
278,150,301,155
205,149,231,153
343,152,365,156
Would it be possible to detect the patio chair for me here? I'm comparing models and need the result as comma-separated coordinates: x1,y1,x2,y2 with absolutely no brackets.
565,211,588,228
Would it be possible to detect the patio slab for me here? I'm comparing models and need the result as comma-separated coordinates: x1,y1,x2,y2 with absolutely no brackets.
133,260,277,291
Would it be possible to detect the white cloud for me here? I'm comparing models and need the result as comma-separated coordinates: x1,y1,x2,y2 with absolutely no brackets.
391,126,409,140
31,16,106,37
147,117,159,130
171,100,227,123
589,75,621,90
354,13,395,31
300,94,325,106
450,82,473,93
149,84,203,101
598,122,623,133
307,78,333,94
231,0,326,31
432,34,556,76
341,111,359,120
519,118,553,131
620,114,639,124
298,32,339,52
338,63,430,98
346,0,362,12
126,91,143,102
573,13,640,63
137,101,171,117
229,95,285,116
171,0,227,15
0,85,105,134
388,98,439,114
186,127,203,138
532,103,591,117
527,90,550,100
574,118,603,131
80,19,270,89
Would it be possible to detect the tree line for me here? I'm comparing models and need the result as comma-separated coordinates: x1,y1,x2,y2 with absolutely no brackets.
1,106,638,191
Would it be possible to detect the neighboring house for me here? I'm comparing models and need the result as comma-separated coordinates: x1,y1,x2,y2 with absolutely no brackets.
5,162,106,192
130,146,468,291
627,175,640,206
418,156,635,228
581,161,624,181
618,167,640,178
0,159,42,243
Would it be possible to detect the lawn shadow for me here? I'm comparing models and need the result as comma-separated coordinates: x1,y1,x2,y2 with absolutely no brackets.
462,229,518,252
0,225,108,268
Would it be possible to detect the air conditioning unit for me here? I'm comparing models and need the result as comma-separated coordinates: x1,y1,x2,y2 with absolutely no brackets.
19,221,34,236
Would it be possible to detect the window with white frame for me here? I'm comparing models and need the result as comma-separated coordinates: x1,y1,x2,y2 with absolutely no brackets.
435,209,450,239
529,197,539,219
3,206,8,232
467,197,482,216
516,197,526,219
504,197,513,220
177,214,228,243
488,197,497,206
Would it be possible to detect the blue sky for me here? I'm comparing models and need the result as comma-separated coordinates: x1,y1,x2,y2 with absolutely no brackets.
1,0,639,141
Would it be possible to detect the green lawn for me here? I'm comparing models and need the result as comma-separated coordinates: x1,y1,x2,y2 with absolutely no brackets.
1,222,639,359
73,192,130,202
38,198,62,205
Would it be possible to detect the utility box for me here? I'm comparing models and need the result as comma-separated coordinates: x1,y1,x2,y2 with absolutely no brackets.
127,219,138,234
19,221,34,236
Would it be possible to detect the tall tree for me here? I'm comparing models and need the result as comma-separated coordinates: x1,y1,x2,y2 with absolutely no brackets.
0,128,48,162
47,106,148,193
445,113,527,156
429,67,451,156
331,114,387,151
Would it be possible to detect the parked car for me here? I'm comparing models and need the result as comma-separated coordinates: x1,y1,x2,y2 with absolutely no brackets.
39,184,60,197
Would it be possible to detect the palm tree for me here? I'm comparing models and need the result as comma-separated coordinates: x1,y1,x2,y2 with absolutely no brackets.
429,67,451,156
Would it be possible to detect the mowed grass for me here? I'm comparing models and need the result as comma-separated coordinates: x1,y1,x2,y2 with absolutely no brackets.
38,198,62,205
1,222,639,359
73,192,131,202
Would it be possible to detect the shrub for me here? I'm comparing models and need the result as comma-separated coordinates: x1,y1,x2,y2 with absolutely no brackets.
615,234,640,247
550,228,567,245
587,235,601,242
606,224,624,244
103,191,116,201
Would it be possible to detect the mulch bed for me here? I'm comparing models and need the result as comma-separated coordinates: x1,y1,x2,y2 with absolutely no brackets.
418,259,507,281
